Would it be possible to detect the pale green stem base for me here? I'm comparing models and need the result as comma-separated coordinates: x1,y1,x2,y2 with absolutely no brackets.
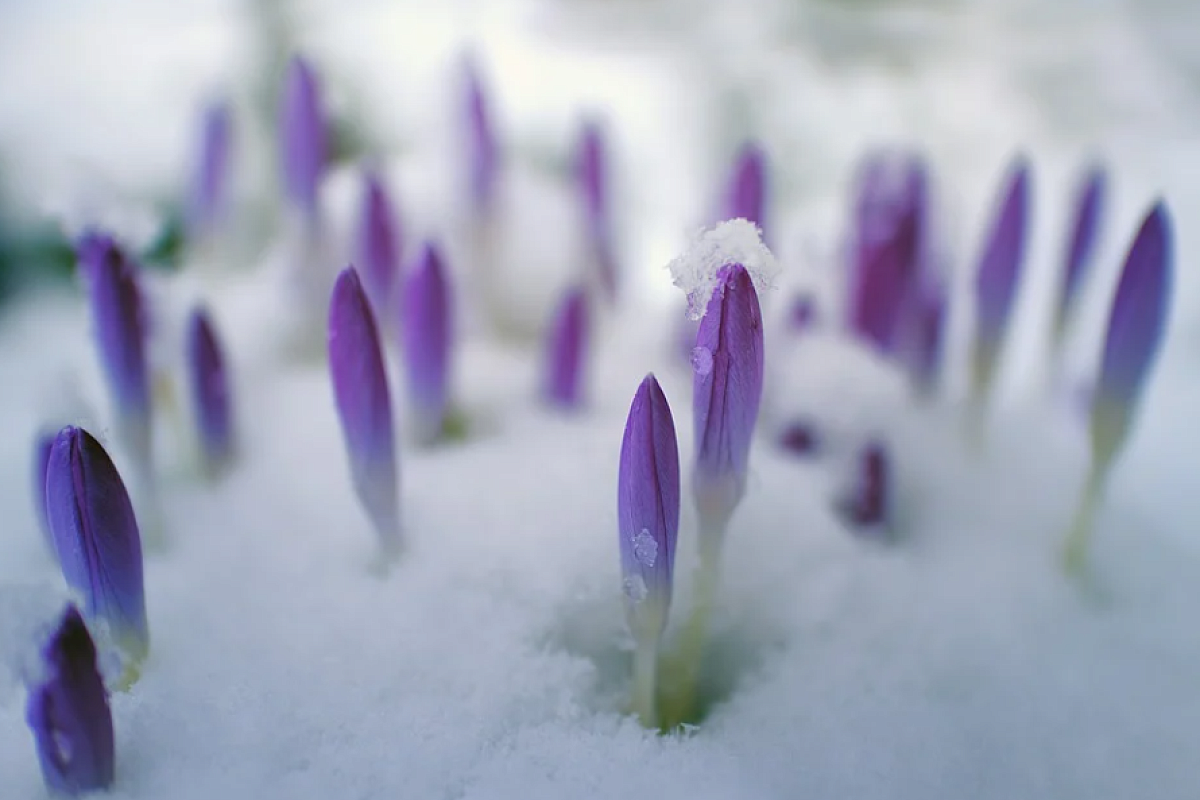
630,638,660,730
1062,460,1107,576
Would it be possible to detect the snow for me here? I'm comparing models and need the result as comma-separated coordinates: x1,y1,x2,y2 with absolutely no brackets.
2,0,1200,799
667,219,780,319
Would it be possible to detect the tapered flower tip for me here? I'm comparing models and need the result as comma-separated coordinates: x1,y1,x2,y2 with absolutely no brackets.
188,99,233,239
542,286,590,409
328,266,400,551
725,142,766,231
45,426,148,663
692,262,765,520
403,242,453,445
356,171,401,311
33,431,55,550
838,440,890,533
618,374,680,635
577,120,607,223
25,604,115,795
279,54,327,215
1095,201,1173,409
186,306,235,476
1056,165,1106,335
974,157,1031,345
464,56,498,214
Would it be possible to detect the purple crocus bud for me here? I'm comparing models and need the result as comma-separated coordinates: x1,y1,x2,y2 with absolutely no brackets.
619,373,680,636
45,426,148,664
464,57,498,216
186,306,235,477
777,420,819,457
724,142,766,232
838,441,889,533
77,234,151,468
279,55,327,218
25,605,115,795
403,243,453,445
1054,165,1106,343
187,99,232,241
909,277,947,397
542,286,589,409
328,267,401,555
355,171,401,313
577,120,617,300
970,157,1031,401
33,431,55,551
692,263,765,536
787,294,817,332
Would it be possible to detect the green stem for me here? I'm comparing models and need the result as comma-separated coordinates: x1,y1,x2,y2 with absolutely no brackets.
630,637,660,730
1062,459,1107,576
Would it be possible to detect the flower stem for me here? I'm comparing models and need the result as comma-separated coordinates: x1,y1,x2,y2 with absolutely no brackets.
630,637,660,729
1062,459,1107,576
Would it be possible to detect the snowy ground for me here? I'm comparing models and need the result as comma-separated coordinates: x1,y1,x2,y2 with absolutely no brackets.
1,0,1199,798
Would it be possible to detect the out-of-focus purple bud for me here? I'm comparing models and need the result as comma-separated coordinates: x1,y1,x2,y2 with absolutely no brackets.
45,427,148,664
464,57,498,216
577,121,617,300
845,151,927,353
618,374,680,638
777,420,819,457
908,278,947,396
279,55,327,217
1090,201,1172,466
77,234,151,468
187,99,232,241
724,142,766,233
1055,165,1106,342
33,431,55,552
25,605,115,795
403,243,453,445
692,263,765,529
185,307,235,477
970,157,1030,398
542,287,589,409
838,441,889,533
355,171,401,313
787,294,817,333
328,267,401,555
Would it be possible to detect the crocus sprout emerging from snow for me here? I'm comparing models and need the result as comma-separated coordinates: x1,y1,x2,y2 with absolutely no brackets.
577,120,617,301
464,56,498,217
618,374,680,729
403,242,453,445
968,157,1031,437
355,171,401,315
25,605,115,796
839,441,890,534
1064,201,1172,573
328,267,401,557
187,99,232,244
724,141,766,232
542,286,589,409
1054,165,1106,348
45,426,149,671
33,430,55,553
185,306,235,478
280,55,327,220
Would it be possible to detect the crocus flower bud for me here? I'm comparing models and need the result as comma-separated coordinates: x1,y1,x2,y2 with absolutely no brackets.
1054,165,1105,345
692,263,765,540
187,99,232,243
577,120,617,301
787,294,817,333
279,55,327,219
724,142,766,233
45,426,148,666
464,57,498,216
969,157,1031,406
908,278,947,397
838,441,890,533
328,267,401,555
33,431,55,552
403,243,453,446
542,286,589,409
777,420,819,457
355,171,401,314
25,605,115,796
77,234,151,470
185,306,235,478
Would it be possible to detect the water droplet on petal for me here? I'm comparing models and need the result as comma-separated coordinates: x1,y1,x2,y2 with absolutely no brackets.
632,527,658,567
622,575,648,603
691,346,713,376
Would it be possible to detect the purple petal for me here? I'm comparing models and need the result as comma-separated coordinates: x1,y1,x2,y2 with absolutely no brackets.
577,121,617,300
186,307,235,476
464,57,498,215
328,267,400,551
724,142,766,233
692,263,765,521
974,157,1031,349
542,287,589,409
618,374,680,631
279,55,327,216
402,242,453,445
187,99,232,240
25,605,115,795
839,441,890,532
1056,165,1106,337
45,427,148,662
33,431,55,552
355,171,401,313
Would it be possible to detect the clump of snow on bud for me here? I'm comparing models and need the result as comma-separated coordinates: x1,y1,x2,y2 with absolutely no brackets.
667,218,779,319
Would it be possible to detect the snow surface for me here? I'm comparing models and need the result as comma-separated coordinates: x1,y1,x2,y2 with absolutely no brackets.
2,0,1200,798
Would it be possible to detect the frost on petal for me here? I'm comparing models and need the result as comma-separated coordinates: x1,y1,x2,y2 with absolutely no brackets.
44,427,148,662
25,605,115,795
403,243,453,444
542,286,589,409
667,219,778,320
279,55,327,216
356,171,401,312
1056,165,1106,337
186,306,235,475
618,374,680,634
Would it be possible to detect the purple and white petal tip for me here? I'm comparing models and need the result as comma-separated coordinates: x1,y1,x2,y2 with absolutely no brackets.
464,56,498,216
186,306,235,477
542,286,590,410
280,54,327,217
329,266,401,554
356,171,401,313
973,156,1031,357
26,604,115,795
1056,164,1106,339
403,242,453,446
188,99,233,241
